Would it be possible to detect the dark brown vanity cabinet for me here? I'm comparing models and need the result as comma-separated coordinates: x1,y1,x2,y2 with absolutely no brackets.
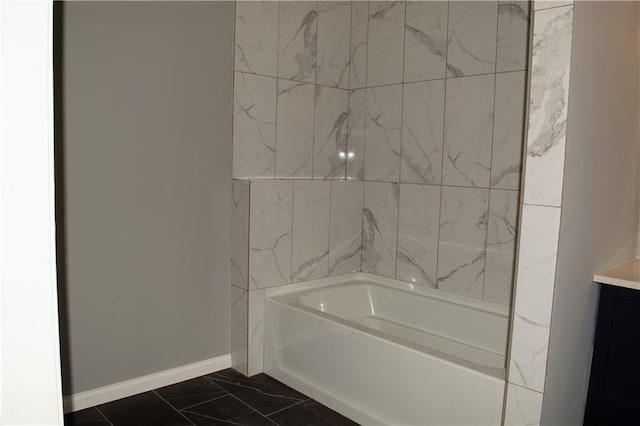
585,284,640,425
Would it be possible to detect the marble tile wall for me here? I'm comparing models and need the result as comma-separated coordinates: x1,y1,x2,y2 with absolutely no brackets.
505,2,574,425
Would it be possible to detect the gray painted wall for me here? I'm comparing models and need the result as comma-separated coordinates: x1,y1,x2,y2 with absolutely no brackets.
57,1,234,395
541,2,639,424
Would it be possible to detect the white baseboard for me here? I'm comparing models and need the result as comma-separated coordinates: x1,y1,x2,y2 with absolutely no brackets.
63,353,231,413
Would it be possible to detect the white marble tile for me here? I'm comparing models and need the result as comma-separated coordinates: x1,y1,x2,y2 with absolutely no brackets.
316,1,351,88
231,180,250,289
404,1,448,82
276,79,315,178
484,189,518,305
534,0,573,11
362,182,399,278
509,204,561,392
235,1,279,76
313,86,349,179
504,383,543,426
249,180,293,288
492,71,526,190
396,184,441,287
437,186,489,298
447,1,498,77
233,72,276,179
230,285,248,375
346,89,366,180
401,80,445,184
367,2,406,86
291,181,331,281
278,1,318,83
247,289,265,376
497,1,530,73
365,84,402,182
329,180,364,276
349,1,369,89
523,6,573,207
443,74,495,187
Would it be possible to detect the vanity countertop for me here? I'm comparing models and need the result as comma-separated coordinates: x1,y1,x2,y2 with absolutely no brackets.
593,258,640,291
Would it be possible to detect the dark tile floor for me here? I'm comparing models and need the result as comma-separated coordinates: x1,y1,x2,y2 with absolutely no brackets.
64,369,359,426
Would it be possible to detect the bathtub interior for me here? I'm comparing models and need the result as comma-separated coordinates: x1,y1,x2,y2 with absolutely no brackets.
268,273,510,379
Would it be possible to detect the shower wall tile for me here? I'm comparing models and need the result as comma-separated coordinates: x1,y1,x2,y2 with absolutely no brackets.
362,182,399,278
230,285,248,376
492,71,526,190
233,72,276,179
231,180,250,289
443,74,495,188
291,181,331,282
364,84,402,182
329,180,364,276
316,2,351,88
367,2,406,86
534,0,573,11
437,186,489,298
278,2,318,83
523,5,573,207
497,1,530,73
504,383,543,426
447,1,498,77
249,180,293,289
234,1,279,76
276,79,315,178
484,189,518,305
346,89,366,180
508,204,561,392
349,1,369,89
401,80,445,185
313,86,349,179
247,289,265,376
403,1,448,83
396,184,441,287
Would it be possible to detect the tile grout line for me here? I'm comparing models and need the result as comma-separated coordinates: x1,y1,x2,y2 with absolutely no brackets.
224,391,280,425
94,406,114,426
152,390,196,426
265,399,308,418
177,392,230,412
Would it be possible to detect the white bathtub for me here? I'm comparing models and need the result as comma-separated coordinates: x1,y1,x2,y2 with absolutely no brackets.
263,273,509,425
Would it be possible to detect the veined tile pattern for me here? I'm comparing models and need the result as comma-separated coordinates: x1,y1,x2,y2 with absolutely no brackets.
346,89,366,180
364,84,402,182
437,186,489,298
231,180,250,289
249,180,293,289
367,2,406,86
497,1,530,73
401,80,445,185
276,79,315,178
291,181,331,281
492,71,526,190
349,1,369,89
523,5,573,207
317,2,351,88
484,189,518,305
278,2,318,83
504,383,543,426
232,72,276,179
447,1,498,77
534,0,573,11
362,182,399,278
234,1,279,76
508,204,561,392
247,289,265,376
329,180,364,275
230,286,248,376
313,86,349,179
443,74,495,188
396,184,441,287
404,1,448,82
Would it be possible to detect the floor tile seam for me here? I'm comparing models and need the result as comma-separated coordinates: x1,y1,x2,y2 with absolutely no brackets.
225,391,280,425
265,399,308,418
174,393,230,412
210,377,307,403
151,390,196,426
